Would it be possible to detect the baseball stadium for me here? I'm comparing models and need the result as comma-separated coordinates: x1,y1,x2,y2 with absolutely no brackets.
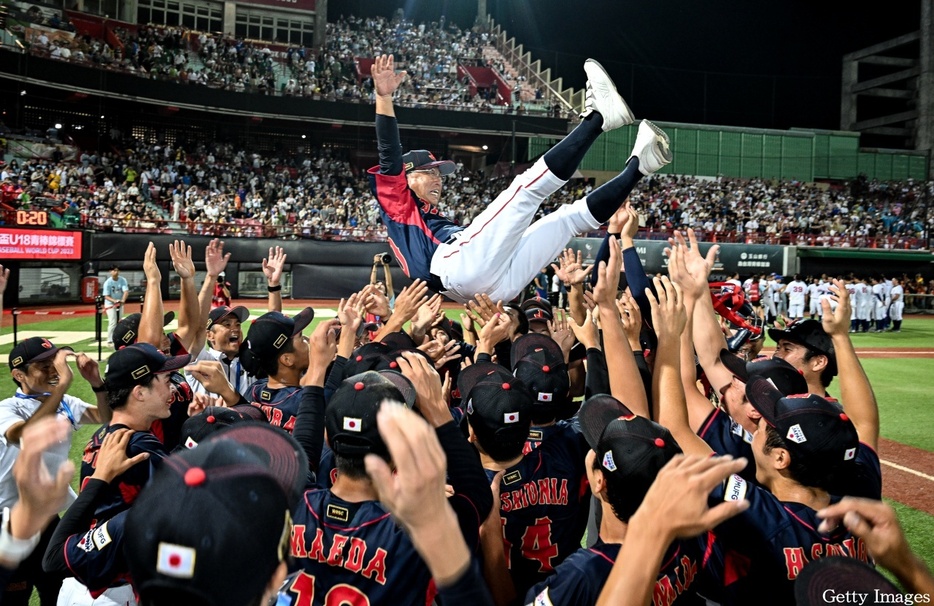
0,0,931,604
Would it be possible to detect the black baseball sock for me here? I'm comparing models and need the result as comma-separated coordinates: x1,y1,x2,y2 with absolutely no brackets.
543,113,603,180
585,158,643,224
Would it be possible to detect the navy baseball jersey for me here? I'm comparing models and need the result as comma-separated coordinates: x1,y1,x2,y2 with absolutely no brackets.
62,511,131,596
523,419,587,458
489,433,590,597
248,379,303,433
289,488,436,605
696,408,757,481
367,167,462,289
80,424,167,522
710,475,872,604
526,535,718,606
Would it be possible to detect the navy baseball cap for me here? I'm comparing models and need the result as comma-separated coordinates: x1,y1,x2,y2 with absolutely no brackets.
520,297,554,323
794,557,900,606
767,319,837,376
104,343,191,389
745,376,859,470
402,150,457,176
718,349,808,395
458,361,534,449
326,371,415,459
511,333,569,413
206,305,249,330
113,312,176,350
342,342,396,379
9,337,59,370
178,406,247,450
579,394,682,522
239,308,314,365
125,424,307,606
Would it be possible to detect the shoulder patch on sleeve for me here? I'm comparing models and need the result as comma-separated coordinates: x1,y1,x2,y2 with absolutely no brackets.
534,588,554,606
724,474,748,502
91,521,113,550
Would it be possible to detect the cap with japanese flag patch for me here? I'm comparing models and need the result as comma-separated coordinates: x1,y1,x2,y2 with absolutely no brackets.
176,406,248,451
457,361,534,455
510,333,569,419
745,376,859,476
578,394,682,522
125,423,308,606
325,370,416,459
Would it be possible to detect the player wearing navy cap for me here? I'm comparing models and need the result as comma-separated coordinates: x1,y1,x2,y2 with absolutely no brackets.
238,308,315,431
460,361,589,597
286,342,493,606
368,54,671,304
526,395,723,606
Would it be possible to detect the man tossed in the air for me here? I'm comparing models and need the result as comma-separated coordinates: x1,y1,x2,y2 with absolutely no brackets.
367,54,672,303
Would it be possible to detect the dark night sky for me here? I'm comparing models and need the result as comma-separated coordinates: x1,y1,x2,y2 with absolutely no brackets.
329,0,920,133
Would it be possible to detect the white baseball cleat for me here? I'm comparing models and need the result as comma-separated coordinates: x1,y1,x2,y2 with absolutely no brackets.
629,120,672,175
581,59,634,132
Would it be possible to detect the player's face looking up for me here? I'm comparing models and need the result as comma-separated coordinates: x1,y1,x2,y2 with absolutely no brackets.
407,168,444,205
208,316,242,357
773,339,826,381
721,376,760,434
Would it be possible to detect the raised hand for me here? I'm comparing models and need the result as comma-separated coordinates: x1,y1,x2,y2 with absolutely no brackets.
568,308,599,350
0,264,9,294
551,248,593,286
143,241,161,283
667,230,718,300
593,236,622,308
169,240,195,280
821,279,851,337
549,309,576,361
392,279,430,324
617,292,643,348
465,293,504,329
371,54,407,97
262,246,287,286
646,276,687,340
204,238,231,277
74,352,103,388
361,284,392,318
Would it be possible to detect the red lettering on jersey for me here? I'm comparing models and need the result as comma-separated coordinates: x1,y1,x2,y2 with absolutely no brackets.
783,547,808,580
856,538,868,562
520,517,558,573
360,547,388,585
558,479,569,504
263,406,284,427
811,543,823,560
537,478,553,504
652,575,678,606
308,528,326,563
345,538,366,574
290,524,308,558
118,482,140,506
500,492,512,513
677,555,697,593
841,537,855,557
327,533,349,567
525,481,539,506
825,543,845,557
284,415,296,432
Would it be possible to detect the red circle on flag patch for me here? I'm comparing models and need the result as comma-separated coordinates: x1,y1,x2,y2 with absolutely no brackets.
169,554,181,567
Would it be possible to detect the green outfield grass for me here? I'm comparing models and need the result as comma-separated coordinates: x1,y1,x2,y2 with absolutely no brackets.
6,313,933,604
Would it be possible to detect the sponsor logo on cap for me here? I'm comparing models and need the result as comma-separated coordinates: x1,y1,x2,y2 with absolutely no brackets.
503,470,522,485
121,330,135,343
724,474,748,502
538,392,553,402
786,424,807,444
156,543,196,578
326,504,349,522
403,161,414,171
10,356,23,367
41,339,52,349
273,334,288,349
528,429,543,441
602,450,617,472
131,365,150,380
844,447,856,461
504,412,519,424
91,522,112,549
343,417,362,432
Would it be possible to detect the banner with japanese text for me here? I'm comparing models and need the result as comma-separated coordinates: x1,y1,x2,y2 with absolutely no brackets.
0,228,82,259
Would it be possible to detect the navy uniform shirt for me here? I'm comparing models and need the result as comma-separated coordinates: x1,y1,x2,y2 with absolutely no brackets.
248,379,303,433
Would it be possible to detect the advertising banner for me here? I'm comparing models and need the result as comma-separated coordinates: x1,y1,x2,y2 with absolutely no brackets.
0,228,82,259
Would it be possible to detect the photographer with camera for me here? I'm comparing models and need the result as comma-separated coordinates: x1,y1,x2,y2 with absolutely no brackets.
368,253,395,326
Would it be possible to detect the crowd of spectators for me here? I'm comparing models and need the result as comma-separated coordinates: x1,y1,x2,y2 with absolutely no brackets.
20,13,554,114
1,136,931,248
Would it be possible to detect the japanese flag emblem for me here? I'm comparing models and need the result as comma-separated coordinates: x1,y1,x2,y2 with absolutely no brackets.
156,543,196,578
503,412,519,424
343,417,362,432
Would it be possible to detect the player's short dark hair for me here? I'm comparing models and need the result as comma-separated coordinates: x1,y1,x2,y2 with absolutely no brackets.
334,453,370,480
253,337,295,379
591,455,644,522
472,430,525,463
764,424,841,491
107,373,157,410
801,349,834,388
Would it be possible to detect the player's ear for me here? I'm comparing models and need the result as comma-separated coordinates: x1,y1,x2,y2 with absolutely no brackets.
772,446,791,471
589,468,606,498
808,353,828,375
10,368,25,385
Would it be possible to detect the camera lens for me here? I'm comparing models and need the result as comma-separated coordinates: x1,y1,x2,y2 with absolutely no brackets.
380,253,392,264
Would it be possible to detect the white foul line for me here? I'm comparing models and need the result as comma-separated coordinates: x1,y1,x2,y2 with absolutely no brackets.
881,459,934,482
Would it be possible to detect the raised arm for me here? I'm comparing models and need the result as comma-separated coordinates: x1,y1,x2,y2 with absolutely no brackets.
646,276,712,457
138,242,165,348
168,240,200,354
262,246,286,312
821,279,879,451
594,236,649,417
195,239,231,355
373,54,407,175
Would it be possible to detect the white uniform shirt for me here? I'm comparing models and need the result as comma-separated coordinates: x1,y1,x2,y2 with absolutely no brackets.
787,281,807,306
0,393,90,509
186,347,256,399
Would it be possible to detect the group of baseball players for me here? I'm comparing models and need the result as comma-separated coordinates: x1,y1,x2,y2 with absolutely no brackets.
736,272,907,333
0,55,932,606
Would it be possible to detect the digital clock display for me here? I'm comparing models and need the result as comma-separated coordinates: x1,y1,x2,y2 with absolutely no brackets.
15,210,48,226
